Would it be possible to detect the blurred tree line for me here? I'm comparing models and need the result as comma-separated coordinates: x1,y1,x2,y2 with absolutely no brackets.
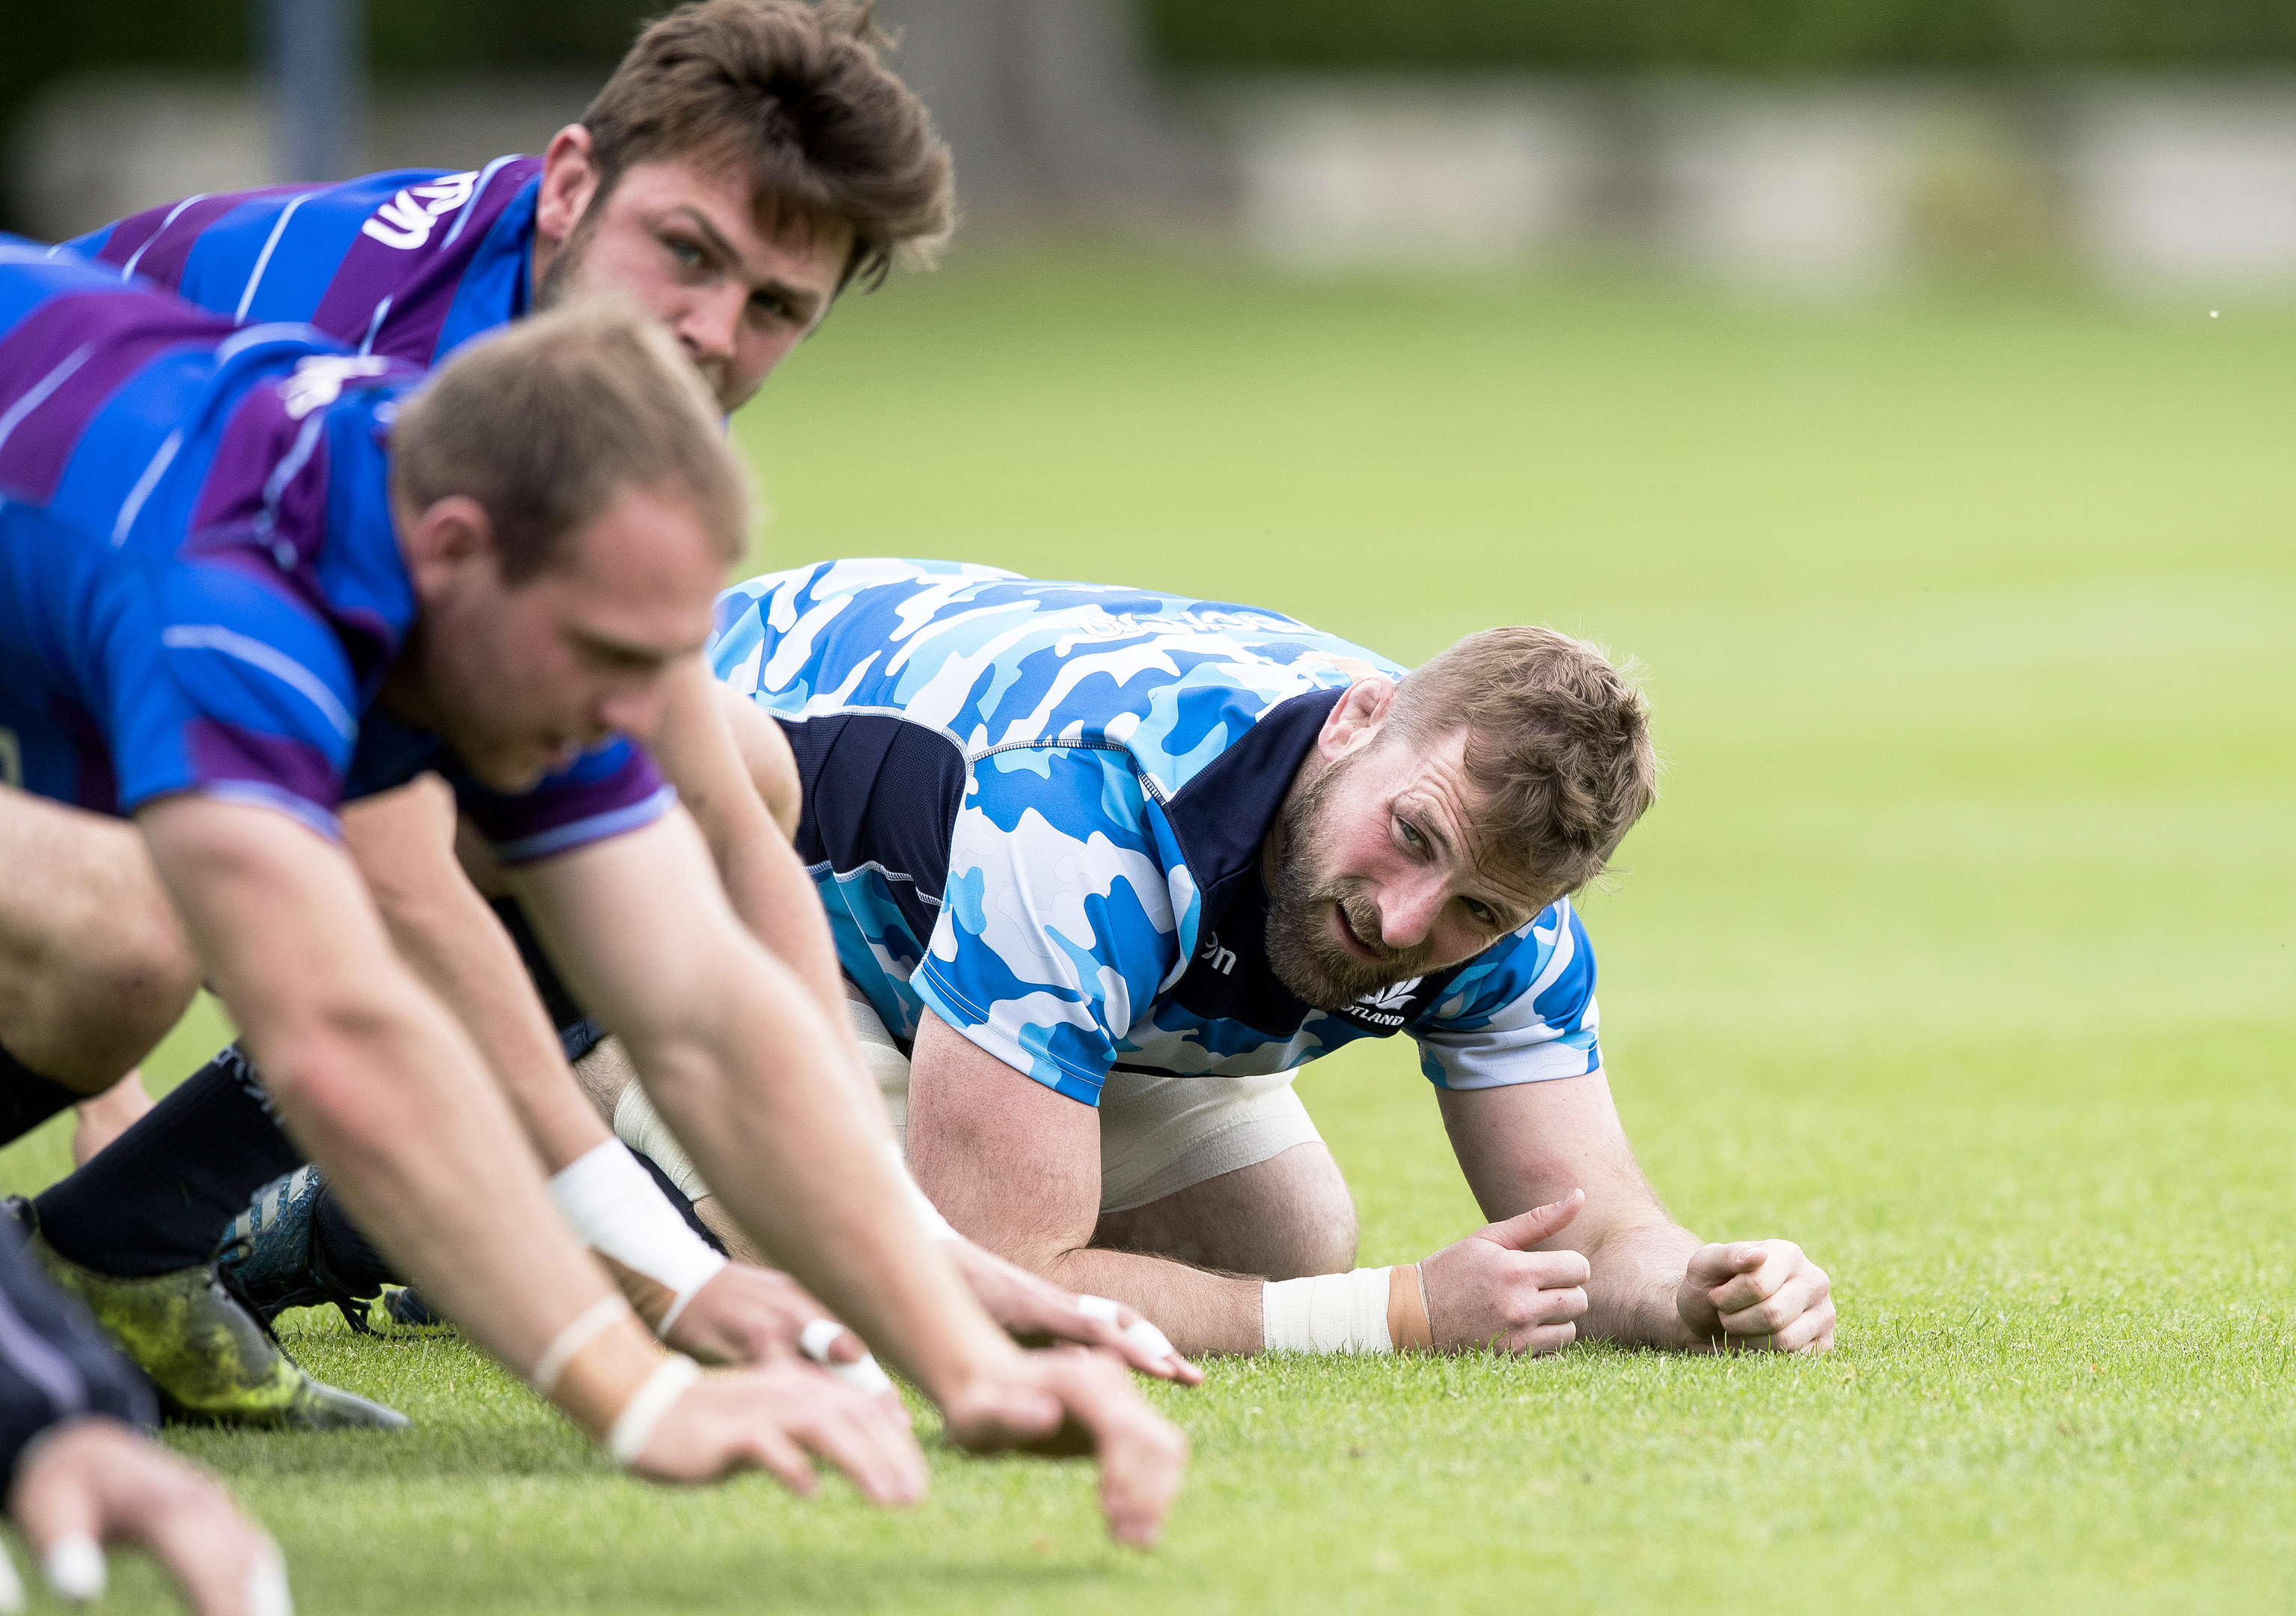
1144,0,2296,72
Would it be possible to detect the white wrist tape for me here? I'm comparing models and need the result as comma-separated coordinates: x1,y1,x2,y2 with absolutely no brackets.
799,1317,896,1396
1077,1293,1179,1362
884,1142,956,1242
1261,1267,1395,1354
606,1353,702,1468
613,1083,713,1204
549,1140,730,1339
530,1294,633,1396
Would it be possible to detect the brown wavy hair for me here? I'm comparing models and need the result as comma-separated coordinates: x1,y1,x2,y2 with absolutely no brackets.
582,1,955,290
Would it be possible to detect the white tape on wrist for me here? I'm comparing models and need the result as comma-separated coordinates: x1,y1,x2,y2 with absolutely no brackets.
884,1142,957,1241
606,1353,703,1469
549,1140,730,1338
798,1317,896,1396
612,1083,713,1204
530,1294,634,1396
1261,1267,1395,1354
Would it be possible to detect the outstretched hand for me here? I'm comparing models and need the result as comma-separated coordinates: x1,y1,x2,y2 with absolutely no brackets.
1676,1240,1834,1353
945,1237,1203,1385
937,1348,1188,1548
1418,1189,1591,1356
629,1359,927,1502
6,1417,291,1616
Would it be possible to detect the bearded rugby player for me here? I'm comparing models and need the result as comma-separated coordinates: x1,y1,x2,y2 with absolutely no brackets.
27,0,1188,1398
598,560,1835,1362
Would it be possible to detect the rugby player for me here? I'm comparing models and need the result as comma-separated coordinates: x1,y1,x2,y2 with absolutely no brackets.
600,560,1836,1361
30,0,1188,1388
0,256,1182,1540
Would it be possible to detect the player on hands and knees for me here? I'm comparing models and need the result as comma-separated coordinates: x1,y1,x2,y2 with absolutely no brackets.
0,257,1182,1538
691,560,1834,1364
34,0,1179,1382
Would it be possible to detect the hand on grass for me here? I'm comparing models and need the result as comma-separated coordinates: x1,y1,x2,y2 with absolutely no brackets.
6,1416,290,1616
659,1264,910,1421
629,1360,926,1504
1676,1240,1834,1353
1419,1189,1591,1355
945,1237,1203,1385
936,1347,1188,1548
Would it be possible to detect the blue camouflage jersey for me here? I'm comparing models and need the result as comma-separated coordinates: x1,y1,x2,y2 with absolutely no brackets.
0,240,669,857
710,559,1602,1106
63,156,540,367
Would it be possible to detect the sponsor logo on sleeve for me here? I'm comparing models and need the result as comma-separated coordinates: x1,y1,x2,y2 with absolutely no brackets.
358,171,479,251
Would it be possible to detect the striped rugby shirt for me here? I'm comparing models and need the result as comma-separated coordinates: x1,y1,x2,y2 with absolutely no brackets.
0,240,670,857
711,560,1602,1107
64,156,543,367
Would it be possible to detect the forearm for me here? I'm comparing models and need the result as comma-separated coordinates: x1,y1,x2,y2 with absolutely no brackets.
1030,1248,1263,1358
623,958,1007,1401
345,788,613,1172
715,825,848,1032
1578,1214,1701,1348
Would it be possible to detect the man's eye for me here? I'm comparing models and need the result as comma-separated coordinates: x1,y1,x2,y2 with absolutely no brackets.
1465,899,1496,925
1397,818,1424,850
665,237,704,268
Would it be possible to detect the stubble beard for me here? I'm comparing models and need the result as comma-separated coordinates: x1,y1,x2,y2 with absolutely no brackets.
1263,756,1432,1011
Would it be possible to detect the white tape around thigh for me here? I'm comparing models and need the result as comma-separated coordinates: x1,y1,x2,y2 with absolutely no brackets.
607,1353,703,1468
1260,1267,1394,1354
549,1140,729,1338
799,1317,896,1396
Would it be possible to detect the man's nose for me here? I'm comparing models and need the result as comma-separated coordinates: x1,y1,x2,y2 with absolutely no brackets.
679,285,743,367
1379,874,1446,950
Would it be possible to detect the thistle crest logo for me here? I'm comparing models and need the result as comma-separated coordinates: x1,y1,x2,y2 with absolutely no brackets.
1348,977,1422,1026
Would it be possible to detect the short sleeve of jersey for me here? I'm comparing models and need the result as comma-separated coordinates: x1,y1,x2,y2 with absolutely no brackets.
451,739,677,866
111,551,364,839
915,747,1190,1106
1411,898,1603,1089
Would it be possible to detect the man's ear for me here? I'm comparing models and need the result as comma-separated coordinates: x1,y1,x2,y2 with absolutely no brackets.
534,124,602,252
1318,676,1399,759
397,495,496,603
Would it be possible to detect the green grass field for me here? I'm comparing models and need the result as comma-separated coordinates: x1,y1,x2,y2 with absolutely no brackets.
4,257,2292,1612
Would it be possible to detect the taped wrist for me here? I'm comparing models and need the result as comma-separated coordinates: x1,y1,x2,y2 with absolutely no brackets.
1261,1264,1433,1354
612,1083,712,1203
549,1141,728,1338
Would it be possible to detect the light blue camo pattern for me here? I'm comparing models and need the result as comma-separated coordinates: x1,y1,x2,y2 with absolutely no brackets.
712,559,1602,1104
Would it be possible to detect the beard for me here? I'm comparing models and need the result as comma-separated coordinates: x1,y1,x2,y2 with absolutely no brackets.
534,205,600,312
1263,753,1434,1011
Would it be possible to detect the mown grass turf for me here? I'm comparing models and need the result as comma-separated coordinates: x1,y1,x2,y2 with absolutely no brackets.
3,258,2291,1612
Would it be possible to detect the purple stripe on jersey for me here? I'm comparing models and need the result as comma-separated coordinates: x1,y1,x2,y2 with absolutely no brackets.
0,292,223,503
47,695,119,814
102,189,311,293
308,159,540,367
184,717,341,811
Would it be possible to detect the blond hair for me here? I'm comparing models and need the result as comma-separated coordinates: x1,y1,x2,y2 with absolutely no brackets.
1386,626,1658,899
389,299,748,582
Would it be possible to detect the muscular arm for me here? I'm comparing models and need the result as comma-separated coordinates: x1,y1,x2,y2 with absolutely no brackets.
1437,1076,1700,1348
906,1011,1266,1356
342,776,611,1170
134,798,646,1401
653,661,841,1020
510,809,1010,1398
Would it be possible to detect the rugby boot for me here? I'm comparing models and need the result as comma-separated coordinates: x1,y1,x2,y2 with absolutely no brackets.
25,1231,409,1430
219,1169,452,1340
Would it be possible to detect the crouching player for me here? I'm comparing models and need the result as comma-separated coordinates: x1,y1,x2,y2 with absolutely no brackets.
33,0,1183,1386
612,560,1834,1362
0,255,1182,1539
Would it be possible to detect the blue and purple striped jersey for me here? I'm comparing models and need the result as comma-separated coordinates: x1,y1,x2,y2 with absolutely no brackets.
64,156,541,368
0,240,671,857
